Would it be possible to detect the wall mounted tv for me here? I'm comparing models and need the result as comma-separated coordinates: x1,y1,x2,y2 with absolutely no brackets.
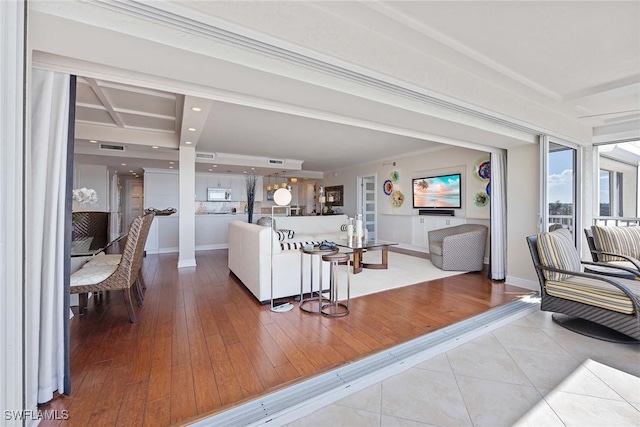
412,173,462,209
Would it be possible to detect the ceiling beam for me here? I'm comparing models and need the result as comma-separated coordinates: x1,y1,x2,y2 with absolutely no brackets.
75,122,178,148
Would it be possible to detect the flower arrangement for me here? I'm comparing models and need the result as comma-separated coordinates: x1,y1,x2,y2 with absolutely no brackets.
72,187,98,206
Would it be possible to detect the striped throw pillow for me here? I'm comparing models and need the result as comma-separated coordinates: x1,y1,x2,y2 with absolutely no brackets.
275,229,295,242
280,241,320,251
536,229,581,281
591,226,640,262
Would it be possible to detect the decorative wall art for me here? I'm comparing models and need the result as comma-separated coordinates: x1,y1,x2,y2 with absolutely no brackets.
383,179,393,195
473,192,489,207
325,185,344,206
390,170,399,182
391,190,405,207
474,157,491,181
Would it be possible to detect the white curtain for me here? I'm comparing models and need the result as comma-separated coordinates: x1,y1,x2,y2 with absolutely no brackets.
29,69,70,404
490,152,507,280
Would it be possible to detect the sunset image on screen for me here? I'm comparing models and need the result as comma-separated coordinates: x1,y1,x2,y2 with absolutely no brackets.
413,174,461,208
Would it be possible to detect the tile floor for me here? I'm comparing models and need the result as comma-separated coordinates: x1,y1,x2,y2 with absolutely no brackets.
280,309,640,427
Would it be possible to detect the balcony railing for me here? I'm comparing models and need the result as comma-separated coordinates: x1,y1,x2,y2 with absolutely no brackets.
547,215,640,232
592,216,640,227
548,215,573,231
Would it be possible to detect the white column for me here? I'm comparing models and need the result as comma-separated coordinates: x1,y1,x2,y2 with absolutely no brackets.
0,0,26,423
178,145,197,268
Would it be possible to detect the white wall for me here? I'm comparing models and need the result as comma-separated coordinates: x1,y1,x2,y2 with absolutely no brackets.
320,146,492,246
73,163,108,212
1,0,26,422
505,144,540,290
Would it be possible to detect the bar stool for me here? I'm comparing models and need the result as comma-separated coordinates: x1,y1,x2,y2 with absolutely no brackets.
321,253,350,317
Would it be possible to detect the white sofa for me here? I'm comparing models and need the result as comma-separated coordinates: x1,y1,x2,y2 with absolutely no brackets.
228,215,349,303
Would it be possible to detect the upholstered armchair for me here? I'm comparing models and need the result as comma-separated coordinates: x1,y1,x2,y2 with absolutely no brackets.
428,224,487,271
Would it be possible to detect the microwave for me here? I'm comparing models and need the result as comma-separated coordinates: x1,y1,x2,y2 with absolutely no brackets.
207,188,231,201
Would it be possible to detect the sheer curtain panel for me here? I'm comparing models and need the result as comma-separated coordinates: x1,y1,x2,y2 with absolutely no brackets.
29,69,71,404
490,152,507,280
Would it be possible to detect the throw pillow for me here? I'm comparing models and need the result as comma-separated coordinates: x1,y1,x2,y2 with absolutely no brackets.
280,241,321,251
275,229,295,242
256,217,274,227
591,225,640,262
536,229,581,281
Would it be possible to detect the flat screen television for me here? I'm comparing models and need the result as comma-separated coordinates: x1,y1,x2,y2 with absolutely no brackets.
412,173,462,209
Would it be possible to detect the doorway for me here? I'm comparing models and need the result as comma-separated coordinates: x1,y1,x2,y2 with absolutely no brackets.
357,174,377,239
124,178,144,230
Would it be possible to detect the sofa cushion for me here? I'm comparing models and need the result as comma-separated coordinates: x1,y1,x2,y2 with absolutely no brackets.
429,242,443,256
71,264,117,287
310,232,344,242
536,229,581,281
84,253,121,267
591,225,640,262
546,275,640,315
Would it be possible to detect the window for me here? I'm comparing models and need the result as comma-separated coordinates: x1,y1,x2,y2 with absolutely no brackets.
599,169,626,217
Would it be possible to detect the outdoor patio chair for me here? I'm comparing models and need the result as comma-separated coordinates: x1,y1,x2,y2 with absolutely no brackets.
526,229,640,342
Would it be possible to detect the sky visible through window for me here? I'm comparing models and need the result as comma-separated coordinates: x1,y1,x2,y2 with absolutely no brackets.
548,149,573,203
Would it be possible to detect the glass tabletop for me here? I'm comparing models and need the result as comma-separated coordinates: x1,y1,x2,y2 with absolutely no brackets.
71,233,126,257
334,238,398,250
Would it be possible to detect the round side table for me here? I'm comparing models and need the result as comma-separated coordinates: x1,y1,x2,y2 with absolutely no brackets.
321,253,351,317
299,246,338,314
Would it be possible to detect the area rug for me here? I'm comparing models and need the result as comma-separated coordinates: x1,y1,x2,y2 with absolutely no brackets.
336,251,466,300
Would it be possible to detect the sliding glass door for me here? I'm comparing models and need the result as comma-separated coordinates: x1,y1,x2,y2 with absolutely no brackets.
540,136,581,245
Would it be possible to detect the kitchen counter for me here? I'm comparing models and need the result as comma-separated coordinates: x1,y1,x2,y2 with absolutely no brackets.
145,213,250,254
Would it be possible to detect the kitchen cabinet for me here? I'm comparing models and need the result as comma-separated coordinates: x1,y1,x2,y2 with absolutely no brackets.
144,216,179,254
412,216,466,250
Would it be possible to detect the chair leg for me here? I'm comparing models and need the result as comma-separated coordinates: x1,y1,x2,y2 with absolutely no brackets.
138,269,146,291
122,288,138,323
78,293,88,315
133,280,144,307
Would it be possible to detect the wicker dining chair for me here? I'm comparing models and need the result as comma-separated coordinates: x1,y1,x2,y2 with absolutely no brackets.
70,213,153,323
84,212,155,295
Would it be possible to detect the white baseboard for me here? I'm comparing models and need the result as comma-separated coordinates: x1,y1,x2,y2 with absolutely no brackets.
177,258,197,268
195,243,229,251
395,243,428,253
506,275,539,291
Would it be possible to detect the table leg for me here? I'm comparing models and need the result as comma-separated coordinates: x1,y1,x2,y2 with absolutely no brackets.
361,246,389,270
352,249,363,274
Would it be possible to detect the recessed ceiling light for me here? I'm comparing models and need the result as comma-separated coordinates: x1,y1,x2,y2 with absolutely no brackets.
243,170,247,174
213,164,217,167
208,168,213,172
121,163,126,166
185,141,192,145
187,127,196,132
191,107,202,112
89,140,97,143
169,166,174,169
152,146,159,149
129,170,133,173
169,162,174,164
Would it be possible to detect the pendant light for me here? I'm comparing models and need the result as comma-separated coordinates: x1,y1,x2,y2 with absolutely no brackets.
265,175,272,191
281,170,287,189
273,172,279,190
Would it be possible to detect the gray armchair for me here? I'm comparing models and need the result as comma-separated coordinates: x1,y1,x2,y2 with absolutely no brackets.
428,224,488,271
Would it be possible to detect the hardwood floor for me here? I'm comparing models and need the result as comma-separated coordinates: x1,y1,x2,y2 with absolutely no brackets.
43,248,532,426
